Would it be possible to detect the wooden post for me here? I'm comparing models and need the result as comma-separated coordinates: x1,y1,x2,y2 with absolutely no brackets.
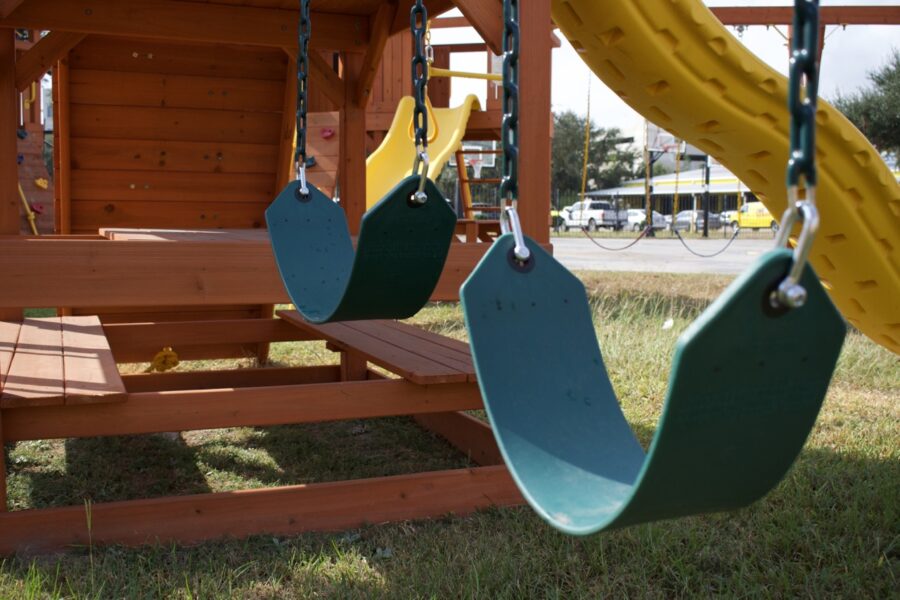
516,0,552,244
0,29,21,322
0,411,6,512
0,29,17,235
340,351,368,381
54,53,71,234
339,52,367,234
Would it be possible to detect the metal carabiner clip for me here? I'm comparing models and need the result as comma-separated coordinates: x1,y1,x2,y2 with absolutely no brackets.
501,203,531,262
771,185,819,309
410,149,430,205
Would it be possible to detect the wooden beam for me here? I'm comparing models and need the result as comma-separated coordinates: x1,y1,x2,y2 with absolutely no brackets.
0,29,20,321
308,50,345,107
14,30,83,91
340,52,367,234
0,1,23,18
0,465,521,555
355,1,397,108
0,410,6,512
415,412,504,466
122,365,342,393
53,54,71,234
517,0,552,244
452,0,503,55
276,55,298,190
2,379,483,441
0,29,16,236
0,0,369,51
710,5,900,26
103,318,313,364
0,237,497,306
390,0,455,35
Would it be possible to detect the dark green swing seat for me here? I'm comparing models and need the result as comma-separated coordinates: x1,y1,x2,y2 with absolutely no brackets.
266,176,456,323
461,234,845,535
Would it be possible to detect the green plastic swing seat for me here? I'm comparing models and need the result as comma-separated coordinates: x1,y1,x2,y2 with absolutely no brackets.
461,234,845,535
266,175,456,323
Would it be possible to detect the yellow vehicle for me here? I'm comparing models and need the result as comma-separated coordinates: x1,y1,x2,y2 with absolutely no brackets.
730,201,778,233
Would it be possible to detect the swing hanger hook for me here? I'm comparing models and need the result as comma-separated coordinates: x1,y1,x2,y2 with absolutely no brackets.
410,148,429,205
500,202,531,262
771,185,818,309
295,160,309,197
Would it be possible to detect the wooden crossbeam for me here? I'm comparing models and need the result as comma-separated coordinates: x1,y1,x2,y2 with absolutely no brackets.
0,236,503,307
2,379,483,441
355,1,398,108
0,0,369,51
711,5,900,25
0,466,521,555
452,0,503,55
14,30,84,91
0,1,23,19
308,51,345,107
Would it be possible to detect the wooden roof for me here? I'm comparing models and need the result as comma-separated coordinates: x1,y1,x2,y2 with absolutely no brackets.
0,0,459,50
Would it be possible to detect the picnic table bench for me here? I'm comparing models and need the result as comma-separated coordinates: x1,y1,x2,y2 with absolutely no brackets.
0,316,126,408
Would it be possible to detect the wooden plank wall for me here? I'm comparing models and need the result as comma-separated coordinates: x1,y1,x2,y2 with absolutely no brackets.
65,35,287,232
60,35,290,357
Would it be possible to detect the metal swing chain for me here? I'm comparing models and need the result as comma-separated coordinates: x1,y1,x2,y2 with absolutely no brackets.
294,0,311,197
499,0,529,261
410,0,430,204
773,0,820,308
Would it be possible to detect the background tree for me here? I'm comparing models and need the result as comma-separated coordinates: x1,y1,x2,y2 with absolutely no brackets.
833,49,899,156
551,111,638,199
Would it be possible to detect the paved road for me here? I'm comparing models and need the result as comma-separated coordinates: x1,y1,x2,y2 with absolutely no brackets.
552,236,773,275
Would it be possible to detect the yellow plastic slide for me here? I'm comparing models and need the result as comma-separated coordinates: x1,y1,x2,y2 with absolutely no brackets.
366,95,482,209
553,0,900,354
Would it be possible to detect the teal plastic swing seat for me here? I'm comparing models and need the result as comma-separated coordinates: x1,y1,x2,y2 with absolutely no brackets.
266,175,456,323
461,234,845,535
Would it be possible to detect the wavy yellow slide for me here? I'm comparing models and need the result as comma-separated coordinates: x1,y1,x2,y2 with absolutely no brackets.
366,94,482,209
552,0,900,354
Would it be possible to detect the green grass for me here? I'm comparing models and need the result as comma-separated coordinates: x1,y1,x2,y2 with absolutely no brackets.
2,271,897,598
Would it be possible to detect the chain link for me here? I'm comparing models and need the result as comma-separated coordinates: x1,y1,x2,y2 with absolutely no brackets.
295,0,311,180
411,0,429,153
787,0,819,188
500,0,519,202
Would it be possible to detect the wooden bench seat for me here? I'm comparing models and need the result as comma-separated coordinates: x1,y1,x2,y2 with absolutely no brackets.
0,316,126,408
278,311,476,385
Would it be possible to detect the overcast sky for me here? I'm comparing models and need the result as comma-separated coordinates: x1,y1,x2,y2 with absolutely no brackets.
433,1,898,143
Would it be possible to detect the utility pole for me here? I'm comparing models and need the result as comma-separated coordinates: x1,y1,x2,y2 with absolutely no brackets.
702,155,711,238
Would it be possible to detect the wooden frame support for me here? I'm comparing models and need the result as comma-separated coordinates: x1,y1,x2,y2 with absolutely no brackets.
516,0,552,244
339,52,368,233
0,28,20,321
0,0,369,51
0,238,496,306
2,380,484,441
0,1,23,19
415,412,504,466
15,30,84,91
354,1,397,108
0,410,6,512
0,465,520,555
451,0,503,55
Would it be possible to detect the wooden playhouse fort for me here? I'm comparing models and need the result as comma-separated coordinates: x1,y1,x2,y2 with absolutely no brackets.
0,0,552,554
0,0,897,553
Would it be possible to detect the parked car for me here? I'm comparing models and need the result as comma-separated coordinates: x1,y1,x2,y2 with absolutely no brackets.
561,200,627,231
721,209,738,224
626,209,667,231
672,210,722,232
729,201,778,233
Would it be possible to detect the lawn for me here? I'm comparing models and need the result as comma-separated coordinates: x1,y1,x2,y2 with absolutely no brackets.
1,272,897,598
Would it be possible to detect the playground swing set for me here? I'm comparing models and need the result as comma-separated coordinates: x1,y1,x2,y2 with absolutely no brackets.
0,0,897,554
